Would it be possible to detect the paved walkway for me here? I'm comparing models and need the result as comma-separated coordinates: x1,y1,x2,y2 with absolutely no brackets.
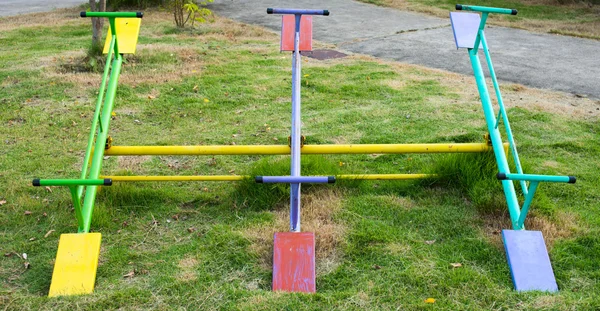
210,0,600,99
2,0,599,99
0,0,84,17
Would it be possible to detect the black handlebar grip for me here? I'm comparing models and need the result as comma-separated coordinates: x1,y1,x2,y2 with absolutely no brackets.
267,8,274,14
137,12,144,18
568,176,576,184
496,173,507,180
323,10,330,16
104,178,113,186
456,4,463,10
255,176,264,183
32,179,41,186
80,11,87,17
511,9,518,15
328,176,335,183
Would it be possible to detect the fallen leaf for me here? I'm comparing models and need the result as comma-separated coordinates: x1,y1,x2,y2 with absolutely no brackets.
111,111,117,117
148,95,155,100
372,264,382,270
4,252,12,257
45,186,52,193
450,263,462,268
22,253,27,260
187,227,196,233
29,237,36,241
304,74,310,77
24,262,30,269
172,214,179,221
0,200,7,205
24,211,32,215
42,212,48,217
424,298,435,304
203,98,210,103
123,271,135,278
424,240,436,245
44,230,55,238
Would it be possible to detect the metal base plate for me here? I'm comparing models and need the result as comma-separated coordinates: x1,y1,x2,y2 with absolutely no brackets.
502,230,558,292
48,233,102,297
272,232,316,293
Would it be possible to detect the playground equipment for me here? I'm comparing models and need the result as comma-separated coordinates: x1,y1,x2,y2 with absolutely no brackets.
31,5,573,297
451,4,575,292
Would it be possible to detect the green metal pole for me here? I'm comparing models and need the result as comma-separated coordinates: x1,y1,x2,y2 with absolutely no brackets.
81,55,123,233
69,186,84,231
78,36,115,199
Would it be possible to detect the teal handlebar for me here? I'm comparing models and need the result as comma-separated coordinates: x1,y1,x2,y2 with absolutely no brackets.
497,173,575,184
80,11,143,18
456,4,517,15
32,178,113,186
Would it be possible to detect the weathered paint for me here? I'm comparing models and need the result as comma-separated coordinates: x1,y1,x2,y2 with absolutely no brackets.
272,232,316,293
281,15,312,51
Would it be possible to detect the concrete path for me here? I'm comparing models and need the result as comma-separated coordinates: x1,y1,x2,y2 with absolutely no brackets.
210,0,600,99
0,0,84,17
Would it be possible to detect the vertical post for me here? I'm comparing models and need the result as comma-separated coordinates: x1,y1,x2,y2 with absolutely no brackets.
80,54,123,233
289,14,302,232
467,16,522,230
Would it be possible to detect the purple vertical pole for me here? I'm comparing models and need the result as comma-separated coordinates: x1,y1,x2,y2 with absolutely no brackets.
290,14,302,232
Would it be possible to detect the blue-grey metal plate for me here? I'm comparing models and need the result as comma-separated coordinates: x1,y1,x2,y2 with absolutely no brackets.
502,230,558,292
449,12,481,49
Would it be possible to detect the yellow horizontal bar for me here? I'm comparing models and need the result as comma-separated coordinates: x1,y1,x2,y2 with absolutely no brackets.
102,174,436,182
337,174,435,180
103,175,245,181
104,143,501,156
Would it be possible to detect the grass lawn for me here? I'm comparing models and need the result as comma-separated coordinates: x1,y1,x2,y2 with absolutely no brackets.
1,7,600,311
358,0,600,40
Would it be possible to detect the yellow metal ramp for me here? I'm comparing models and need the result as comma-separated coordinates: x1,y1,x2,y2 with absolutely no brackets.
48,233,102,297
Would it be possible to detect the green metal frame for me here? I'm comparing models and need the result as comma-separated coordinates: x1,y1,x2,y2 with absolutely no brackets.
33,13,138,233
461,5,575,230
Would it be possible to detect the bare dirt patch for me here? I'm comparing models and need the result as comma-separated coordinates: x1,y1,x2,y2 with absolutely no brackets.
244,187,346,276
481,210,578,249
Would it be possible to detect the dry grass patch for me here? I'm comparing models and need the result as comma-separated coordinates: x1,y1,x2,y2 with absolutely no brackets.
243,188,346,275
176,256,199,282
481,210,578,249
117,156,151,172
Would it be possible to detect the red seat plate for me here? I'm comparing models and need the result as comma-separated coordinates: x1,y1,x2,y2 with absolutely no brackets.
281,15,313,52
272,232,316,293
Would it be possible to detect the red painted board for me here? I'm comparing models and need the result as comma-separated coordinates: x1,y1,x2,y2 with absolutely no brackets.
281,15,312,52
272,232,316,293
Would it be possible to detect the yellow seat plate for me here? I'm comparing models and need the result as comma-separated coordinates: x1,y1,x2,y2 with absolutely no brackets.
48,233,102,297
103,18,142,54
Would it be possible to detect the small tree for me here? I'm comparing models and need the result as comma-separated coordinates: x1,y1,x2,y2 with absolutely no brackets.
171,0,214,28
89,0,107,55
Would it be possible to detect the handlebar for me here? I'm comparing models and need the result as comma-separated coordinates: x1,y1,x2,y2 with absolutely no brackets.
267,8,329,16
80,11,143,18
456,4,517,15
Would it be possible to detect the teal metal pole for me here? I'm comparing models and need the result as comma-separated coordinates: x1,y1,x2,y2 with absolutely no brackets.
80,55,123,233
456,4,517,15
78,36,116,199
500,173,575,183
517,182,538,228
468,29,522,229
480,31,528,196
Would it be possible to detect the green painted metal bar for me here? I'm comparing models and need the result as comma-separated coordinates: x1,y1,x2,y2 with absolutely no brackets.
517,182,538,228
81,55,124,233
33,179,112,186
498,173,575,183
68,187,85,232
108,18,119,56
81,12,143,18
78,36,116,199
467,18,522,229
480,31,528,197
456,4,517,15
